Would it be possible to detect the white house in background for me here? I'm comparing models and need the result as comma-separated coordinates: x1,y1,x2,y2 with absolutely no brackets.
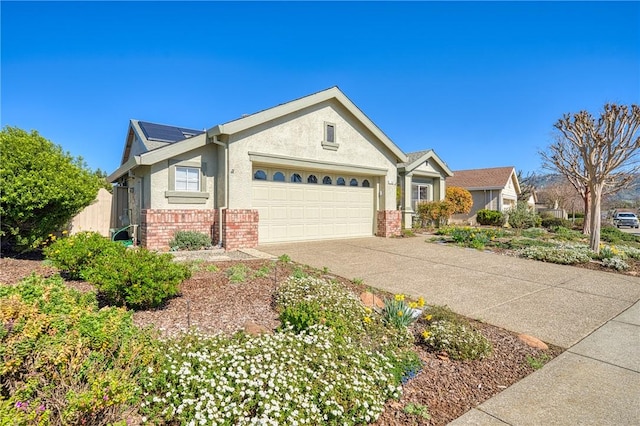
446,166,521,224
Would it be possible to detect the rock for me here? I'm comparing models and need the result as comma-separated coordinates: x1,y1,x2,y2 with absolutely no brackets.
243,321,272,336
360,291,384,309
518,334,548,350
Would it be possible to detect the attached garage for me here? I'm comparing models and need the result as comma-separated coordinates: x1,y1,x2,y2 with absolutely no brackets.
252,168,375,243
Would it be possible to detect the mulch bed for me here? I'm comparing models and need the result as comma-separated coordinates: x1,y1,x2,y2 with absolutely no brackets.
0,256,562,426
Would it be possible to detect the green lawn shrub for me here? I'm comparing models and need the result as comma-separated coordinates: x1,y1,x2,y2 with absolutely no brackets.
551,226,585,241
83,249,191,310
516,244,592,265
476,209,505,226
0,275,157,425
601,225,640,244
507,204,541,229
419,306,492,360
44,232,125,279
540,216,571,229
168,230,212,251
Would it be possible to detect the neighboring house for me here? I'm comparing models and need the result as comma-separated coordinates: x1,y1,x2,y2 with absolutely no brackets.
445,166,520,224
108,87,412,250
397,150,453,228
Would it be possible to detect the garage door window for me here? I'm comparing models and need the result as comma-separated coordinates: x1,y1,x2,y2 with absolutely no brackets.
350,178,358,186
323,176,332,185
362,179,370,187
254,170,267,180
291,173,302,183
307,174,318,184
273,172,285,182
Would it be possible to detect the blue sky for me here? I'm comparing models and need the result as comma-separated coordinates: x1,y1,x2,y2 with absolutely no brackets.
2,1,639,176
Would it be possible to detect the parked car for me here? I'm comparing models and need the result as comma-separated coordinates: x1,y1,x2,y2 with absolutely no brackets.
613,212,640,228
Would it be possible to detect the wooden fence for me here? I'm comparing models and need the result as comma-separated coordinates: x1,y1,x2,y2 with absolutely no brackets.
68,188,113,237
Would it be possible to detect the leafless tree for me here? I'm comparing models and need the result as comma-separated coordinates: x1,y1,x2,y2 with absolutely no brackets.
541,104,640,253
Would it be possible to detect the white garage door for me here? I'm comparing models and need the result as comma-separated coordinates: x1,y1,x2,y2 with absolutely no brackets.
252,180,375,243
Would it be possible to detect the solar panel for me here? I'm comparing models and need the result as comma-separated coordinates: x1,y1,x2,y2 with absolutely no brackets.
138,121,204,143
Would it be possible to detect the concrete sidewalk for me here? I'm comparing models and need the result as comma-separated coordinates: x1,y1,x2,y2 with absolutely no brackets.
260,236,640,425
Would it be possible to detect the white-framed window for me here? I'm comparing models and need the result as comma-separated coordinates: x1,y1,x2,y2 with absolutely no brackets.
175,166,200,191
253,170,267,180
412,183,432,209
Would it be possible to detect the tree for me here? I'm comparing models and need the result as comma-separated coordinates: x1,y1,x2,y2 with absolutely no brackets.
541,104,640,253
445,186,473,215
0,126,103,251
516,170,536,204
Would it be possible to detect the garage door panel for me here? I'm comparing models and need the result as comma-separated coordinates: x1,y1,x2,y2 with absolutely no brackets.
253,180,374,243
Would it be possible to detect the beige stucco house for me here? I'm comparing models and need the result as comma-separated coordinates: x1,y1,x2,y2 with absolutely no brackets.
109,87,447,250
397,150,453,228
446,166,520,224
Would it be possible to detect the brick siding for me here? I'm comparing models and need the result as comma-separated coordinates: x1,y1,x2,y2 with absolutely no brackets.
376,210,402,237
140,209,219,251
222,209,259,251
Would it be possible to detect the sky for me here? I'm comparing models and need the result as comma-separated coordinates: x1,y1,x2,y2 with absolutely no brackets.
2,1,639,177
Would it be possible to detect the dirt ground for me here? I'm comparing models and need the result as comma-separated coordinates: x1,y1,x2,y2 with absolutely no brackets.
0,256,561,426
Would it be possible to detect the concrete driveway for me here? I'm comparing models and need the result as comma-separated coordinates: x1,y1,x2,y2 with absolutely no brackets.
260,236,640,349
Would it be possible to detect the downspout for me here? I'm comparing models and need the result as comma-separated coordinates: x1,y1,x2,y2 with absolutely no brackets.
211,135,228,249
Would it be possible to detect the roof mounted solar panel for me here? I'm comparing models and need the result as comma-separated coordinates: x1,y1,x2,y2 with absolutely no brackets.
138,121,204,143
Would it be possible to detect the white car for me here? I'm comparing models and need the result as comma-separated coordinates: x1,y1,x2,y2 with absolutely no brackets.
613,212,640,228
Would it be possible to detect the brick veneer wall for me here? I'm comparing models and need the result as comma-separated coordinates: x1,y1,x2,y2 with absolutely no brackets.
222,209,259,251
141,209,219,251
376,210,402,237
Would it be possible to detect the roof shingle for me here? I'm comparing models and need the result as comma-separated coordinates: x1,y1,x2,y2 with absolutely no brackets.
446,166,516,189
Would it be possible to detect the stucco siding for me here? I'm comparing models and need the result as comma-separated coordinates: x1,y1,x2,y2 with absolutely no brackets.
148,145,217,210
128,136,148,159
226,100,398,211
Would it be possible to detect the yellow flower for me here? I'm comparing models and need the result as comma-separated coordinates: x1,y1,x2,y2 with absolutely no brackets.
395,294,405,302
397,310,404,317
409,302,418,309
417,296,425,308
363,316,372,324
421,330,431,339
62,230,68,235
364,307,372,314
88,252,92,257
424,314,433,321
51,235,56,241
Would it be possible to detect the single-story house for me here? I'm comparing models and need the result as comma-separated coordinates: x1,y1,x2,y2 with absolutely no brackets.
109,87,457,250
445,166,520,224
397,150,453,228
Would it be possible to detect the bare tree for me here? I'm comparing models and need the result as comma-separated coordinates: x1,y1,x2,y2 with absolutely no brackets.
541,104,640,253
516,170,536,204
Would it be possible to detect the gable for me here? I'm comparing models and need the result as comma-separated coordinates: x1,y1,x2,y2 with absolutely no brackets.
447,166,517,191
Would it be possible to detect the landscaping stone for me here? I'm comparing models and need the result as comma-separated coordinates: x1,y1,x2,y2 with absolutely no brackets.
243,321,273,336
360,291,385,309
518,334,549,350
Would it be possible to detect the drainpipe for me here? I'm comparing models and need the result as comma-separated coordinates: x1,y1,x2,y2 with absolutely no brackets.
211,134,228,248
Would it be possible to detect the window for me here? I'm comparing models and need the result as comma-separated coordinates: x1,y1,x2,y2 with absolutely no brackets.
273,171,285,182
322,176,332,185
362,179,370,187
254,170,267,180
412,183,431,209
326,124,335,143
350,178,359,187
307,174,318,184
322,122,339,151
291,173,302,183
336,177,345,186
175,166,200,191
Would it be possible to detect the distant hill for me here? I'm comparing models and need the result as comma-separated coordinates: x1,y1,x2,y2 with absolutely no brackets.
527,173,639,208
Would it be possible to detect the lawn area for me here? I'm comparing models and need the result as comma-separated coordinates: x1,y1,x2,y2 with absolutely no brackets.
0,233,561,425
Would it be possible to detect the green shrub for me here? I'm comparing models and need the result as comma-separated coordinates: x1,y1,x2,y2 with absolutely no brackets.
0,126,103,251
601,225,640,244
415,201,453,227
44,232,126,279
541,216,571,229
602,257,629,271
439,226,504,250
520,227,547,239
226,263,250,283
420,320,492,360
0,275,157,425
476,209,505,226
507,204,541,229
516,244,592,265
551,226,585,241
83,249,190,310
168,230,212,251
